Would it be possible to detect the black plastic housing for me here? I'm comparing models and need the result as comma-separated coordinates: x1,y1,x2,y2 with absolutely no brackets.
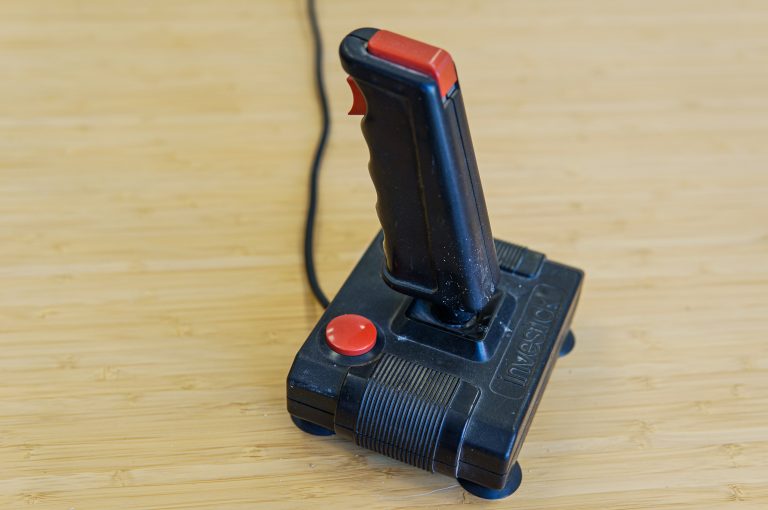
287,232,583,490
286,27,585,498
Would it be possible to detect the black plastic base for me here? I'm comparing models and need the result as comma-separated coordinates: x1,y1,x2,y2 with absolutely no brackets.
459,462,523,499
291,416,334,436
287,233,583,496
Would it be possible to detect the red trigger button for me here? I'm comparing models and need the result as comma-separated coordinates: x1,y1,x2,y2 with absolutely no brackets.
346,76,367,115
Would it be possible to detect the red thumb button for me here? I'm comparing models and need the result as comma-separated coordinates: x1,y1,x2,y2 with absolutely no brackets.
325,314,377,356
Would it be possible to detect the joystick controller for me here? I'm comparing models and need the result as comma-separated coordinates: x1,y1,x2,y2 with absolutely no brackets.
287,28,584,499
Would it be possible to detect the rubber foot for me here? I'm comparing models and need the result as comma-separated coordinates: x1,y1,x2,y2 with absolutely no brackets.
559,330,575,357
458,461,523,499
291,416,334,436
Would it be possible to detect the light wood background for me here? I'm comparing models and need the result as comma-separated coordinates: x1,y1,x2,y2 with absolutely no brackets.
1,1,767,508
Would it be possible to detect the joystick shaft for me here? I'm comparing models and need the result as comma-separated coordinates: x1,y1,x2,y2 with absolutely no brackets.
341,29,499,322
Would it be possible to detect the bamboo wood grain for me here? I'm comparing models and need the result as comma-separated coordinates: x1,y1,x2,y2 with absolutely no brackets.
1,1,766,508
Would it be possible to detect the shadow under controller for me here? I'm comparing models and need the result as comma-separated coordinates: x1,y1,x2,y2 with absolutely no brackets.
287,28,583,499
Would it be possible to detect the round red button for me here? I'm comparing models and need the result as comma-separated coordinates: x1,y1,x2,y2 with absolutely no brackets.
325,314,377,356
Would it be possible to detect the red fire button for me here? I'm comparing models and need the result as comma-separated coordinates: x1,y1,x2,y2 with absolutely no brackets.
368,29,458,98
325,314,377,356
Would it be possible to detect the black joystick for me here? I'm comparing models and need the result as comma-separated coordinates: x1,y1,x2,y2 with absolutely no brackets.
287,28,584,499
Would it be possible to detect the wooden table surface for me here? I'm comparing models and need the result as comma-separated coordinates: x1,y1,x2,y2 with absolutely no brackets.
2,1,767,508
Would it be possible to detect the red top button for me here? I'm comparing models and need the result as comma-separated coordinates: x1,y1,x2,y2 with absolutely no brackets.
325,314,377,356
367,30,458,98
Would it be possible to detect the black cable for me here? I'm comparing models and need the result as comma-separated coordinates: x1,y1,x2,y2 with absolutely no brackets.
304,0,330,308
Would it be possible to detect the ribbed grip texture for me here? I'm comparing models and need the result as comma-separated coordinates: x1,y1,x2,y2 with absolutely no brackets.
494,239,525,272
495,239,544,277
355,354,460,471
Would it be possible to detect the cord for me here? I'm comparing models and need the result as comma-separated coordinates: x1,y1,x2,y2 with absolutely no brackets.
304,0,330,308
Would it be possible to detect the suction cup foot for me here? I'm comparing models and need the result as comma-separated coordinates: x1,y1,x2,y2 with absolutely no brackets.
559,330,576,357
458,461,522,500
291,416,334,436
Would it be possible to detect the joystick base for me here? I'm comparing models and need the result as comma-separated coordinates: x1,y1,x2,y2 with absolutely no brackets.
287,232,583,499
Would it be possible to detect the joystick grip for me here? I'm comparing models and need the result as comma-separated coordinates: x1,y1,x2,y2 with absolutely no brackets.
340,28,499,320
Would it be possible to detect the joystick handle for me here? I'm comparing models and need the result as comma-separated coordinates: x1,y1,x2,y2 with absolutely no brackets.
340,28,499,321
